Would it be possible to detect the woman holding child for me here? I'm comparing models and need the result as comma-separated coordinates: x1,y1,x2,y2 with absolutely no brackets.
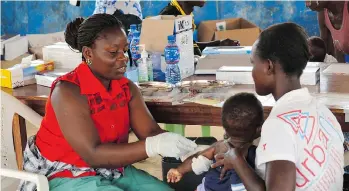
213,23,345,190
167,22,345,191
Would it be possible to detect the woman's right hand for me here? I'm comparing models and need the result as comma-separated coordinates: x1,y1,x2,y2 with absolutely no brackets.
145,132,197,158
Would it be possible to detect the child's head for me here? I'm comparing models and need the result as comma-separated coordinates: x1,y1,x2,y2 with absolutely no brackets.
222,93,264,145
308,36,326,62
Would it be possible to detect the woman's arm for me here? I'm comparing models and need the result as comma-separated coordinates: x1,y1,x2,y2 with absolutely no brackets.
128,81,166,140
213,149,296,191
51,82,148,169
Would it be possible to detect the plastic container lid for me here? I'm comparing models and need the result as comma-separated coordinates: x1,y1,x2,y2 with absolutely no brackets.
138,44,148,58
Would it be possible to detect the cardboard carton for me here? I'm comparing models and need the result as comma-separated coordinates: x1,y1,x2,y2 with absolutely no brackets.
198,18,261,46
140,15,195,79
195,46,252,75
1,60,54,88
43,42,82,69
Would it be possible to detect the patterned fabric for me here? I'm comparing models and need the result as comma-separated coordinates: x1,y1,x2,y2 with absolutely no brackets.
19,136,122,191
94,0,142,19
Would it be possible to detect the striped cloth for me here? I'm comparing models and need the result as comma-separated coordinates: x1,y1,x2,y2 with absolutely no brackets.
18,136,123,191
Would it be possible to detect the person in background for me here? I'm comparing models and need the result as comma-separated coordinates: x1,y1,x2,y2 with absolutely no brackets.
18,14,197,191
159,0,240,56
112,9,142,67
167,93,264,191
306,1,349,62
94,0,143,19
308,36,338,63
212,23,345,190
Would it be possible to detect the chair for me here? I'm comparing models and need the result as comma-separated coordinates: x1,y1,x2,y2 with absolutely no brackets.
1,90,49,191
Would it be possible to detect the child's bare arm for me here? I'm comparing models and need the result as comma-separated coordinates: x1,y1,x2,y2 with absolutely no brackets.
176,142,220,174
167,141,227,183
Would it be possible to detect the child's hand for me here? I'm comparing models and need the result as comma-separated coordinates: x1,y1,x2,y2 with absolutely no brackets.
167,168,183,183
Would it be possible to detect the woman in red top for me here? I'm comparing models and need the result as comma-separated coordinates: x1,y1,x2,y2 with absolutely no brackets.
306,1,349,62
19,14,197,191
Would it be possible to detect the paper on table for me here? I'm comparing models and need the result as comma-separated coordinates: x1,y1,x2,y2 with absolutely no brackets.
323,64,349,75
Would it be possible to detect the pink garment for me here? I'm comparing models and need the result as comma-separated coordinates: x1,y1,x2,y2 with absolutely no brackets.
324,1,349,54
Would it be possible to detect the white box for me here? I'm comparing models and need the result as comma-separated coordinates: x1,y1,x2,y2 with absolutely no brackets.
140,15,194,79
4,36,28,60
216,66,320,85
35,75,56,87
196,46,252,75
43,42,82,69
35,69,70,87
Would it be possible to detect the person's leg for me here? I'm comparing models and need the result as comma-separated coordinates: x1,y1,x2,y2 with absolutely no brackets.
113,165,174,191
49,176,124,191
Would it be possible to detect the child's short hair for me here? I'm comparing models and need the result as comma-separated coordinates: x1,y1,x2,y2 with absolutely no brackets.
222,93,264,142
308,36,326,62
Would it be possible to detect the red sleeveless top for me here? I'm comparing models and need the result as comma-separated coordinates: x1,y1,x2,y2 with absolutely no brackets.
325,1,349,54
35,63,131,179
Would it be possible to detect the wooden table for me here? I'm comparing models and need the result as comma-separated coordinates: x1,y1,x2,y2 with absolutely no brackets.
2,64,349,169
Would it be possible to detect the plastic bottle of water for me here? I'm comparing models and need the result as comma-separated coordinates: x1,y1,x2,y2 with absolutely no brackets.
128,24,137,48
137,45,149,82
147,57,153,81
164,35,181,85
152,52,165,82
130,31,141,63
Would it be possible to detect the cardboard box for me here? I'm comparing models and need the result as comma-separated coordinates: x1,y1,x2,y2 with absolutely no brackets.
35,68,70,87
43,42,82,69
216,66,319,85
195,46,252,75
1,60,54,88
198,18,261,46
140,15,195,79
320,64,349,93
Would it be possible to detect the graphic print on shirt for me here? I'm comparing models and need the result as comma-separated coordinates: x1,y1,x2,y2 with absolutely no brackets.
277,110,344,190
87,91,127,114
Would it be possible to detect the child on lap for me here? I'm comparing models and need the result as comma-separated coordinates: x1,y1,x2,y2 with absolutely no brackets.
167,93,264,191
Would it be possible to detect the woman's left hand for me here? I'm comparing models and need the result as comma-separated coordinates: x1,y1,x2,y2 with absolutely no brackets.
211,146,244,179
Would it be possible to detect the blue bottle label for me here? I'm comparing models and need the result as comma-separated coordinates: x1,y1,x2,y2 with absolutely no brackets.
164,46,180,64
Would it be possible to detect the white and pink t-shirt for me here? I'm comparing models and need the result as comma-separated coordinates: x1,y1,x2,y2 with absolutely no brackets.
256,88,344,190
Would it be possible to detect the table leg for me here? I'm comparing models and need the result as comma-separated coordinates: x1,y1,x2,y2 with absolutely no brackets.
165,124,185,136
12,114,27,170
201,126,211,137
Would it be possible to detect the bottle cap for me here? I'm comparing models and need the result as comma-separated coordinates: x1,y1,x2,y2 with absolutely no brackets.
130,24,137,30
138,44,148,58
168,35,175,41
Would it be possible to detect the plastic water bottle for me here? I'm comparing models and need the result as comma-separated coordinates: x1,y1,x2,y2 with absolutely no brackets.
147,57,153,81
152,52,165,82
128,24,137,48
137,45,149,82
164,35,181,85
130,31,141,63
